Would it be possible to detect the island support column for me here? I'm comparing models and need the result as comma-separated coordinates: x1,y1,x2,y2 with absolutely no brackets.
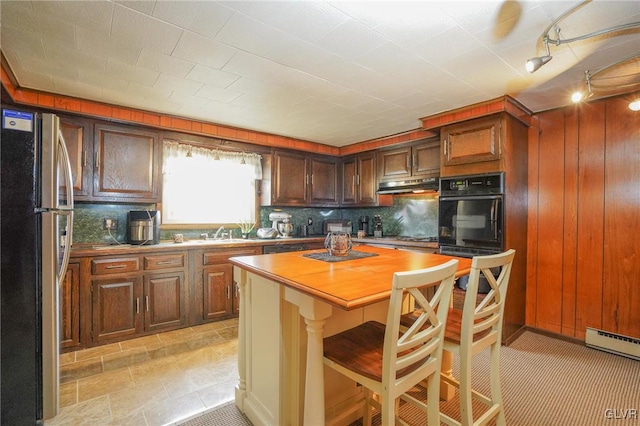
284,288,332,425
234,267,247,409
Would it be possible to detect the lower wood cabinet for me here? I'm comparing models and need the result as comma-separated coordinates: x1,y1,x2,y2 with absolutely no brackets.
196,247,261,324
84,251,188,346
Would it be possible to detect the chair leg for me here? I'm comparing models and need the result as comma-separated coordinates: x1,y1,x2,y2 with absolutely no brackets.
490,344,506,426
426,374,441,425
459,352,474,426
381,393,395,426
363,388,373,426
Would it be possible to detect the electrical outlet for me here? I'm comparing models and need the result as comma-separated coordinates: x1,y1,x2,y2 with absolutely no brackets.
102,218,118,230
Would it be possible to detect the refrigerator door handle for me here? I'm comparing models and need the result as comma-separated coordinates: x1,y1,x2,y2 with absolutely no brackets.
56,209,73,282
57,127,74,211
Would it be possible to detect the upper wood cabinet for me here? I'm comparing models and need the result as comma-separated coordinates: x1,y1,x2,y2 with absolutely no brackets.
378,139,440,181
270,150,339,207
341,152,382,206
59,117,162,203
441,116,501,168
93,123,161,202
60,117,93,198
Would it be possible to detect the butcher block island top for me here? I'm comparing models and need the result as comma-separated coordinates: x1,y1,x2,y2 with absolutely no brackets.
229,244,472,311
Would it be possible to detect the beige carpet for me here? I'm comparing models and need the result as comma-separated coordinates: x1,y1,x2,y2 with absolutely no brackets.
181,331,640,425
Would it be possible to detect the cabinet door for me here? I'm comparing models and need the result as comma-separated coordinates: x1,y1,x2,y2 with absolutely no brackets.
202,264,233,321
61,263,80,350
341,157,358,205
91,276,143,343
356,154,378,205
412,141,440,177
272,151,308,205
60,117,92,198
309,156,339,206
442,117,501,166
93,123,161,201
144,272,185,332
378,147,411,180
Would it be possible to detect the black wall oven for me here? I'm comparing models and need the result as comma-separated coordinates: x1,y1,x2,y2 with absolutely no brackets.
438,172,504,257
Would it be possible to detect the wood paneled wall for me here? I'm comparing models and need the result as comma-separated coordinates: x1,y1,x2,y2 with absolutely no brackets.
526,95,640,339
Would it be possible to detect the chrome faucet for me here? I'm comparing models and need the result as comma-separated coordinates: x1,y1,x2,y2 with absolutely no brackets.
213,226,225,239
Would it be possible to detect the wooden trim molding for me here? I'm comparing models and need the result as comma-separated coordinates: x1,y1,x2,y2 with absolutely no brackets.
420,95,533,130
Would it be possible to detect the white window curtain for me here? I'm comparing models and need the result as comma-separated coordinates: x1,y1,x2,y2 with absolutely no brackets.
162,140,262,225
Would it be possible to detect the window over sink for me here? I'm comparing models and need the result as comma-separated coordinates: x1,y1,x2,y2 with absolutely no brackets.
162,141,262,226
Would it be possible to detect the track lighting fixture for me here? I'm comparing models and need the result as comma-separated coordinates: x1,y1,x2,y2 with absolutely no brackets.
629,97,640,112
526,37,553,73
525,0,640,74
572,71,594,103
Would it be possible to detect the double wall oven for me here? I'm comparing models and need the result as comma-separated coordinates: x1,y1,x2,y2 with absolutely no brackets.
438,172,504,258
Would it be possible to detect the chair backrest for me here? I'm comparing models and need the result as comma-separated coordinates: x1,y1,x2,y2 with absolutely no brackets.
460,249,516,348
383,259,459,395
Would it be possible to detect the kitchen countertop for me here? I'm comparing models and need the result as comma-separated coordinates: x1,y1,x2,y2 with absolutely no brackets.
70,235,438,257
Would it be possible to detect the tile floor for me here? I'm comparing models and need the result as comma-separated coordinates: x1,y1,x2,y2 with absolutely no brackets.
47,319,239,426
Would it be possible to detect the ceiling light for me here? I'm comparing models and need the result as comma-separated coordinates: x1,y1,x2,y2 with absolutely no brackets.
630,98,640,111
572,71,594,104
526,38,552,73
526,55,552,73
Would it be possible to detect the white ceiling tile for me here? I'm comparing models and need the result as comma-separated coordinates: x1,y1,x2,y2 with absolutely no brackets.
106,59,160,86
185,64,239,88
32,0,114,35
151,1,233,39
126,82,172,101
221,51,283,82
195,84,241,103
76,27,141,66
78,69,129,92
114,1,156,15
0,27,47,61
111,3,183,55
215,13,290,56
314,18,389,60
137,49,195,78
169,92,209,109
154,73,203,95
223,1,349,43
172,31,238,70
52,77,104,100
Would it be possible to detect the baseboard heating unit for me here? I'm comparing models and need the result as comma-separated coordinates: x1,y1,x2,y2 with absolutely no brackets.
585,327,640,361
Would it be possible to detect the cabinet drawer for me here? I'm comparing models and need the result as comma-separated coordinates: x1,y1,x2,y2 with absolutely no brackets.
91,257,140,275
144,253,185,270
203,248,260,265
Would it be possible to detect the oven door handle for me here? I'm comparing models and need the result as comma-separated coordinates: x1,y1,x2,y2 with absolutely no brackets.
439,195,503,202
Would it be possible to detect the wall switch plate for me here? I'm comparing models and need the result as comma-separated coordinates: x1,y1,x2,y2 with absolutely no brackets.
103,218,118,230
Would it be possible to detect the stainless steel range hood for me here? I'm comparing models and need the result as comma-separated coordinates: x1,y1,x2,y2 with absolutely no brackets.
377,177,439,194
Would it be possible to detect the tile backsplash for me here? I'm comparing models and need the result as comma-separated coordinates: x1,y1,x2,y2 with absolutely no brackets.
72,194,439,244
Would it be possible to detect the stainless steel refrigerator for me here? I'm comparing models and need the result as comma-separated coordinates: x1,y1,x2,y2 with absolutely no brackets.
1,109,74,424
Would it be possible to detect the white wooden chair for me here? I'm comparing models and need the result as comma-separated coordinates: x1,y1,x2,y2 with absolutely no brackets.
440,249,516,426
323,259,459,426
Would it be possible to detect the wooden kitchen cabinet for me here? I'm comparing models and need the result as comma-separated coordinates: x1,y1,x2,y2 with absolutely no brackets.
378,138,440,181
60,117,162,202
441,116,501,168
91,275,143,343
88,252,187,344
270,150,339,206
60,262,80,350
341,152,387,206
92,122,161,202
196,247,261,323
59,116,93,198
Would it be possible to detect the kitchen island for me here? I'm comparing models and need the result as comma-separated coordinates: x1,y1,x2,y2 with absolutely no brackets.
229,245,472,426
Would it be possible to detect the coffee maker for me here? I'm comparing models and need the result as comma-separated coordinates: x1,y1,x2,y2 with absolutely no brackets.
359,215,370,235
